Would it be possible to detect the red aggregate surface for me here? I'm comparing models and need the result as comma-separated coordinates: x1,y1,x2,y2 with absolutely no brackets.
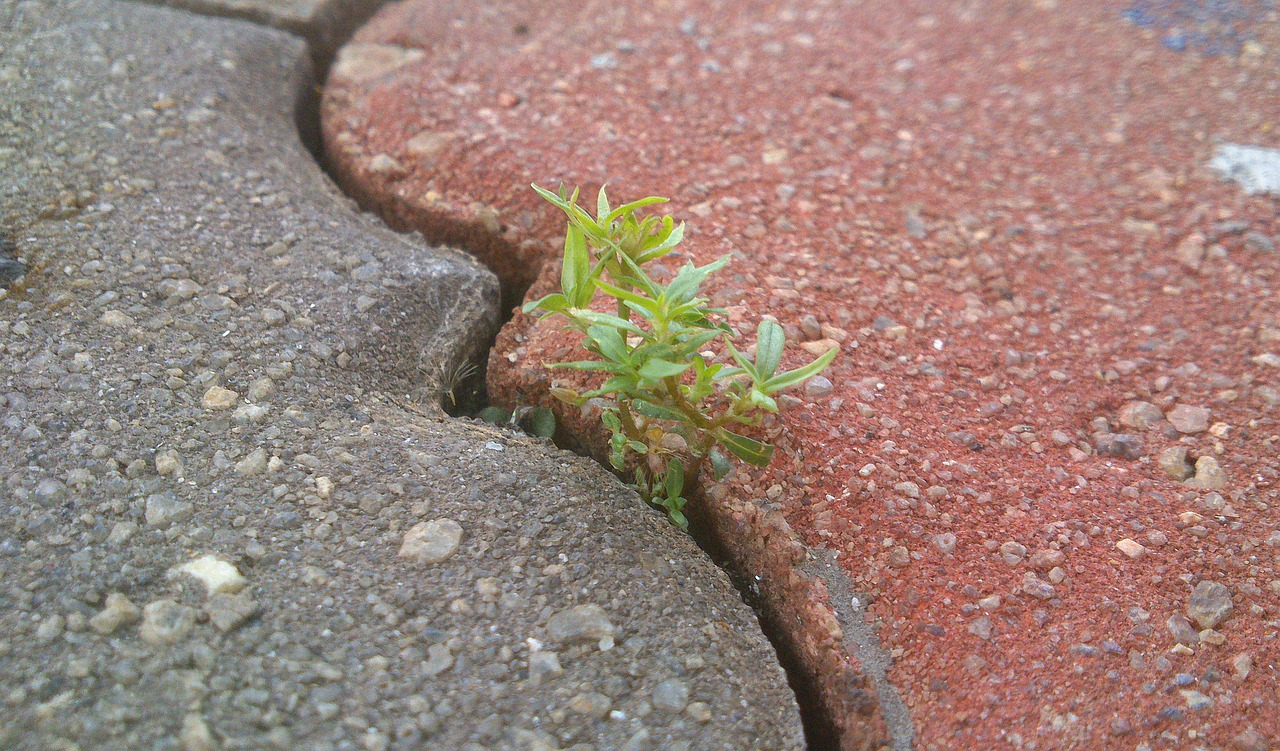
321,0,1280,747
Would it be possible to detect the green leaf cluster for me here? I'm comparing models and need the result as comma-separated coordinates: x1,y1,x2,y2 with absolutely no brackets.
524,185,837,529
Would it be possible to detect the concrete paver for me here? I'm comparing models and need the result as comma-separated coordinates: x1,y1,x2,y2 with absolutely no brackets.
0,1,806,748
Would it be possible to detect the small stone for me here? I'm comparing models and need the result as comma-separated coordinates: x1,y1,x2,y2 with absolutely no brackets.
546,604,615,645
805,375,834,398
155,453,183,476
99,310,135,327
1232,653,1253,681
176,555,247,595
181,713,217,751
247,377,274,401
1231,729,1269,751
331,43,426,84
1029,549,1065,571
234,447,269,476
1021,572,1055,600
967,616,993,640
569,692,612,718
232,404,268,424
399,518,463,564
800,338,840,358
1188,456,1228,489
139,599,196,645
1198,628,1226,646
999,541,1026,565
361,731,390,751
685,702,713,723
933,532,957,555
1092,432,1144,459
36,614,65,642
1175,232,1206,270
145,493,194,527
1180,690,1213,711
201,386,238,410
1115,539,1146,559
1157,446,1194,481
1167,404,1211,433
367,153,406,176
1243,232,1276,254
1188,580,1233,629
961,654,987,675
888,545,911,567
527,651,562,685
977,595,1001,612
1118,401,1164,429
422,643,453,676
1251,352,1280,368
652,679,690,712
89,592,141,635
1166,614,1199,647
206,592,258,631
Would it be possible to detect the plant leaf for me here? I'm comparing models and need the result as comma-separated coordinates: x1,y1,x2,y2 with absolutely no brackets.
586,324,629,364
582,375,639,399
665,461,685,501
638,358,692,381
632,399,688,421
522,293,567,316
596,184,611,222
723,339,760,381
634,221,686,264
561,224,594,307
551,360,627,374
762,344,838,393
605,196,668,225
520,407,557,438
573,310,644,336
717,429,774,466
477,406,512,425
755,319,785,380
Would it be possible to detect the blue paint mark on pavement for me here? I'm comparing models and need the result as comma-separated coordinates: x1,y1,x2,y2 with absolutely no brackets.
1121,0,1275,55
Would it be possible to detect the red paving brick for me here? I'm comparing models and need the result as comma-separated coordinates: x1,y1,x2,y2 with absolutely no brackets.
322,0,1280,747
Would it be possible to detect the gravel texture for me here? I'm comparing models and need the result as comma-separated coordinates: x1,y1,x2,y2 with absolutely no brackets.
322,0,1280,748
0,1,805,749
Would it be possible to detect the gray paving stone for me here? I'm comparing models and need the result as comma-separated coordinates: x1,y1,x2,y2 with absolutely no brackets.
0,1,805,749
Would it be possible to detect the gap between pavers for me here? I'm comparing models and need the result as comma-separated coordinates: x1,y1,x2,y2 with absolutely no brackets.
0,1,806,748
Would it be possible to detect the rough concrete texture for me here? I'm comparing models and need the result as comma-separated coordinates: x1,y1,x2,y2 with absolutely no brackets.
0,1,806,749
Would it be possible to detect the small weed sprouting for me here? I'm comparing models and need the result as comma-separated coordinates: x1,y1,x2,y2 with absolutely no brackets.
523,184,837,529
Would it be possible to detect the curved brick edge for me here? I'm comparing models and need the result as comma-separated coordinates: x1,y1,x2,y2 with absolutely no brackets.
490,305,893,751
323,142,545,312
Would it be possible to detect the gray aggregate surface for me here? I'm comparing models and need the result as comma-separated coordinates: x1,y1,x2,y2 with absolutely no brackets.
0,1,807,748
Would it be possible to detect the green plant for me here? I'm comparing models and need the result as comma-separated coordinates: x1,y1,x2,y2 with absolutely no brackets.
523,184,837,529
